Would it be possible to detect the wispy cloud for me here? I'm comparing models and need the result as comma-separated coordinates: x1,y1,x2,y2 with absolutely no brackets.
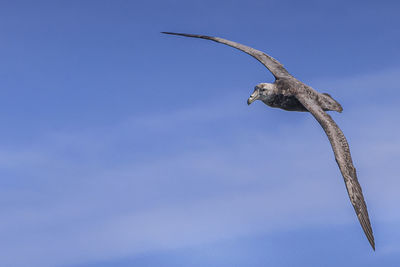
1,68,399,266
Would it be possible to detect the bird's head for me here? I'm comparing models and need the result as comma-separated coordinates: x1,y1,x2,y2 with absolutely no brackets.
247,83,276,105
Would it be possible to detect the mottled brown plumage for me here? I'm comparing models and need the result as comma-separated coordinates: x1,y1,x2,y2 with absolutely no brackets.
162,32,374,250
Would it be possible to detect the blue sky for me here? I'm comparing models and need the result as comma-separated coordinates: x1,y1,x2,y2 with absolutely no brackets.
1,0,400,266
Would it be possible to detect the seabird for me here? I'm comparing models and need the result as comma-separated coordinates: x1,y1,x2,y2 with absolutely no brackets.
162,32,375,250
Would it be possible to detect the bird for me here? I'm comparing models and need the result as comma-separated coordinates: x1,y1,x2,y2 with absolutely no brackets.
161,31,375,250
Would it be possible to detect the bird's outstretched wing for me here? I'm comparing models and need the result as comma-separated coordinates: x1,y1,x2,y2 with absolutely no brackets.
296,93,375,250
161,32,291,79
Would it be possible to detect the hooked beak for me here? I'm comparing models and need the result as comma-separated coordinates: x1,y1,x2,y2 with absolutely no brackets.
247,90,260,105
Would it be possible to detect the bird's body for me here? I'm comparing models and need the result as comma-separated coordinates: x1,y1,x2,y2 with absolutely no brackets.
256,79,343,112
256,80,308,111
162,32,374,250
263,92,308,111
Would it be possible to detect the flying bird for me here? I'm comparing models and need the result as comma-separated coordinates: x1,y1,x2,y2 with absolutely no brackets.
161,32,375,250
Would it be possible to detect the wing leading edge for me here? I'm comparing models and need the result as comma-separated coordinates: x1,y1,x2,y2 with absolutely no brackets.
161,32,291,79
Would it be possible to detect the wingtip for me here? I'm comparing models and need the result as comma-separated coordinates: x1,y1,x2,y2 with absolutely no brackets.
161,31,182,36
365,231,375,251
370,240,376,251
160,32,212,40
